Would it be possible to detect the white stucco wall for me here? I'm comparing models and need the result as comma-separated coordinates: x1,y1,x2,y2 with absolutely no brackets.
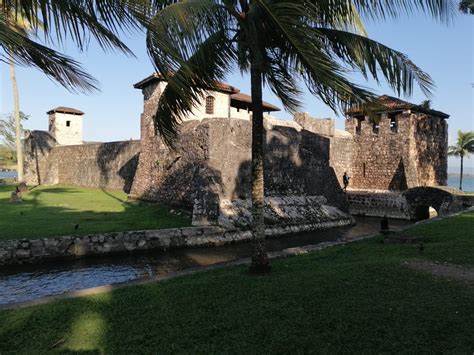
188,90,230,120
157,82,231,120
49,112,83,146
229,107,252,120
148,81,276,123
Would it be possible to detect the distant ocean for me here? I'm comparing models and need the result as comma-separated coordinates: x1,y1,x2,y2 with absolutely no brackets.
448,175,474,192
0,171,16,179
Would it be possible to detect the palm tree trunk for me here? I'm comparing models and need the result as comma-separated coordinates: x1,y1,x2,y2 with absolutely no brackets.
459,155,463,190
9,53,24,183
249,58,270,274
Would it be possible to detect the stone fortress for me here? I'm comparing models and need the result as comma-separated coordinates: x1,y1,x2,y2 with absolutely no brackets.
25,73,464,230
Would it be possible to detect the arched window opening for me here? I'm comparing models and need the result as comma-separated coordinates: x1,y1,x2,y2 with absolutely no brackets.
205,96,215,115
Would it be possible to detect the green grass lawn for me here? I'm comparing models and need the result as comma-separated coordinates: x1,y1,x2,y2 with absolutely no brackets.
1,211,473,353
0,185,191,240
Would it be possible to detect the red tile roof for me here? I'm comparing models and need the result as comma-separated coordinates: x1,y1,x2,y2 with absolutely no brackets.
134,73,240,94
231,93,280,112
346,95,449,119
46,107,84,115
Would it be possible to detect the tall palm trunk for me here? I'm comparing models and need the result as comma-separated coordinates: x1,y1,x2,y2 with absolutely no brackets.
249,59,270,273
9,53,24,183
459,155,463,190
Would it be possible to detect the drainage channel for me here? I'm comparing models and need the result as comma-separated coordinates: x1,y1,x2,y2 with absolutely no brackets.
0,217,410,306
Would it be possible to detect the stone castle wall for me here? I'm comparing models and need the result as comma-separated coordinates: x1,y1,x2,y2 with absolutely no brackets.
346,114,412,190
411,115,448,187
293,112,354,193
345,113,447,191
130,117,349,225
25,135,140,192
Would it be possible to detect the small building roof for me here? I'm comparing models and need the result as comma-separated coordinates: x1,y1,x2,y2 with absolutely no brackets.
230,93,280,112
346,95,449,119
134,73,240,94
47,107,84,115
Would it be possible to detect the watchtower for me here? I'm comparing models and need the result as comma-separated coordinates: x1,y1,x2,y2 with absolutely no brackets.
47,106,84,146
345,95,449,190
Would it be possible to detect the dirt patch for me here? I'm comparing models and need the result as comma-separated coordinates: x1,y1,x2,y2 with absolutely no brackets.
405,260,474,287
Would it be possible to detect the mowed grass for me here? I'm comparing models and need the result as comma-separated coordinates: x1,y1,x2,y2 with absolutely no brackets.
0,185,190,240
0,211,473,353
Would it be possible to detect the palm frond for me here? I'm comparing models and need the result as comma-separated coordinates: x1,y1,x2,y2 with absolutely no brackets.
350,0,456,23
315,28,435,97
256,1,375,112
4,0,159,55
263,51,303,113
0,17,98,93
147,2,236,145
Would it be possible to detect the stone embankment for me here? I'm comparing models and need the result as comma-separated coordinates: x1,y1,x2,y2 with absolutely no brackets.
0,217,353,266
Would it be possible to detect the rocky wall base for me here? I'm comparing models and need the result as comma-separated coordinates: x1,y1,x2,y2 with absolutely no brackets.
346,190,411,219
217,195,352,228
347,188,473,220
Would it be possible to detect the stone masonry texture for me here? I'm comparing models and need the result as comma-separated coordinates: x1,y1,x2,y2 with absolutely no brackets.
24,80,450,224
0,218,354,266
345,112,447,190
24,134,140,193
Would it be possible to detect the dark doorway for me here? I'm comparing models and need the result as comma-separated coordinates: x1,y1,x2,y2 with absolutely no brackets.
413,205,438,221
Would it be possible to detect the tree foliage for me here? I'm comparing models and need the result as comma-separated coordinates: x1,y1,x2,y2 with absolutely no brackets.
0,0,158,92
448,130,474,190
0,145,15,163
144,1,455,146
420,99,432,109
459,0,474,13
448,130,474,159
0,111,29,150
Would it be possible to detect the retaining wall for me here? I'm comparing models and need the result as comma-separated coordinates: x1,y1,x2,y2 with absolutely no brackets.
0,217,353,266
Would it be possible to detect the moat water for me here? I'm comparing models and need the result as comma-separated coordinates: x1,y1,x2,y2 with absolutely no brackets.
0,217,410,306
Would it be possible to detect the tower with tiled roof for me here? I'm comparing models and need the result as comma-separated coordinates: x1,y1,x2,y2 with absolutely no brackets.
47,106,84,146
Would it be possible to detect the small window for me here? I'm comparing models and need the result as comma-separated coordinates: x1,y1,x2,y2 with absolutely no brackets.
66,120,71,127
371,114,382,134
389,113,398,133
355,115,364,135
363,163,366,178
372,122,379,135
205,96,215,115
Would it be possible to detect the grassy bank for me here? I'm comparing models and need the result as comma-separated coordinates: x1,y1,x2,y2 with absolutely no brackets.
0,185,191,240
1,211,473,353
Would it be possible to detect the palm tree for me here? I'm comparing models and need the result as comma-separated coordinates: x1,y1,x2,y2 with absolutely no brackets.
145,0,454,273
1,0,155,180
448,130,474,190
2,5,34,182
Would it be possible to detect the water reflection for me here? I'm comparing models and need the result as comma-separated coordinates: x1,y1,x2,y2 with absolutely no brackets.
0,217,409,305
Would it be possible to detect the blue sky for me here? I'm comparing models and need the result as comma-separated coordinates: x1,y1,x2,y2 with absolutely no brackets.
1,10,473,171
